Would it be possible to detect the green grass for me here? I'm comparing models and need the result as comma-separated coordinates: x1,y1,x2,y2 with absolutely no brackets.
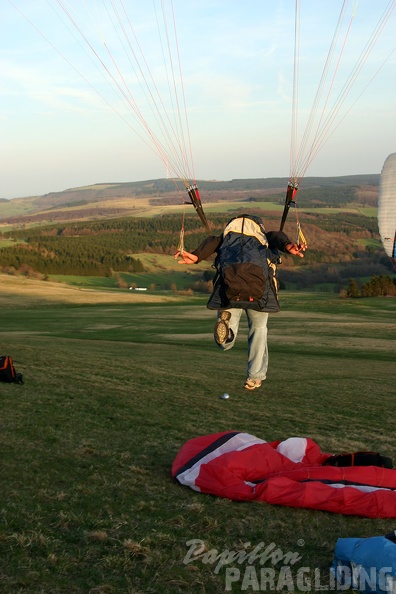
0,239,17,247
50,270,209,292
1,292,395,593
357,207,378,217
356,238,382,249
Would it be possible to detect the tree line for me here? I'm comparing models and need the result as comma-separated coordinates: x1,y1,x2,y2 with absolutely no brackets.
0,215,208,276
345,275,396,298
0,211,388,283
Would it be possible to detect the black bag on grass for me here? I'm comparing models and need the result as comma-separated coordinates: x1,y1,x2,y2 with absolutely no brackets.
322,451,393,469
0,355,24,384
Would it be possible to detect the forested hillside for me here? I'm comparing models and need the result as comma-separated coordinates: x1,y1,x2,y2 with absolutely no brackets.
0,208,391,290
0,175,393,292
0,174,379,224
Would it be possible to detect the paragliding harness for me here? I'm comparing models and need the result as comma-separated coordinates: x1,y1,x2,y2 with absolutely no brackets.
0,355,24,385
323,451,393,469
213,214,281,312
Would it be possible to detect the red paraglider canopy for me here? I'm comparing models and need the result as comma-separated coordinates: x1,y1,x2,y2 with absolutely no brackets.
172,431,396,518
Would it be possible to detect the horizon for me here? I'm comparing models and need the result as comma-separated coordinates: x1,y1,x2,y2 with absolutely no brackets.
2,1,395,199
1,170,382,202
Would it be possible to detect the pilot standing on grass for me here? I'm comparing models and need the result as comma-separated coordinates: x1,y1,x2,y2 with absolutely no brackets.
175,214,306,391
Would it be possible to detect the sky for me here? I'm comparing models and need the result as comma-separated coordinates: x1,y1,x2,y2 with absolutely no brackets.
1,0,395,199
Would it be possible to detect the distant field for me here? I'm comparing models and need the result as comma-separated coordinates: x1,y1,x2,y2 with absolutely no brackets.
0,201,38,219
47,252,214,292
356,238,382,248
0,288,395,593
203,201,285,214
0,192,378,228
0,239,19,248
49,270,207,292
38,196,154,215
357,206,378,217
0,273,186,307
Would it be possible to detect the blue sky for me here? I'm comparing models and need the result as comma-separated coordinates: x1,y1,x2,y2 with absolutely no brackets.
1,0,395,199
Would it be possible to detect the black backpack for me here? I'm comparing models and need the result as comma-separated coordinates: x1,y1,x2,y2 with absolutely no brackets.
0,355,24,385
215,214,280,312
322,451,393,469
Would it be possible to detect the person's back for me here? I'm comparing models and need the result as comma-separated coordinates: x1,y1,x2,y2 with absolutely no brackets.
174,213,306,390
208,214,280,313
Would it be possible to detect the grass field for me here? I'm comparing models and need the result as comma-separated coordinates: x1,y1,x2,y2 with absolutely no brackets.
1,280,395,593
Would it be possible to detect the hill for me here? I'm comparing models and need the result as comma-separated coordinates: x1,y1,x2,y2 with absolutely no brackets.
0,174,380,227
0,173,393,293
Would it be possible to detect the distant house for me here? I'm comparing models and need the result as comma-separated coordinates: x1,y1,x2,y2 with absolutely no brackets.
129,287,147,291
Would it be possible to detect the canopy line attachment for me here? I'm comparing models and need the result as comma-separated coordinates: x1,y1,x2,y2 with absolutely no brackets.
280,182,299,232
177,226,185,255
186,184,211,233
296,222,307,246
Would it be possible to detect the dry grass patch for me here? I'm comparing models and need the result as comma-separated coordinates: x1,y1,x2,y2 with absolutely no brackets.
0,274,182,307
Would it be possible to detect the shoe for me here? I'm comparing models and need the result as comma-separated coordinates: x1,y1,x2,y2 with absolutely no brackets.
244,378,262,391
214,310,232,345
